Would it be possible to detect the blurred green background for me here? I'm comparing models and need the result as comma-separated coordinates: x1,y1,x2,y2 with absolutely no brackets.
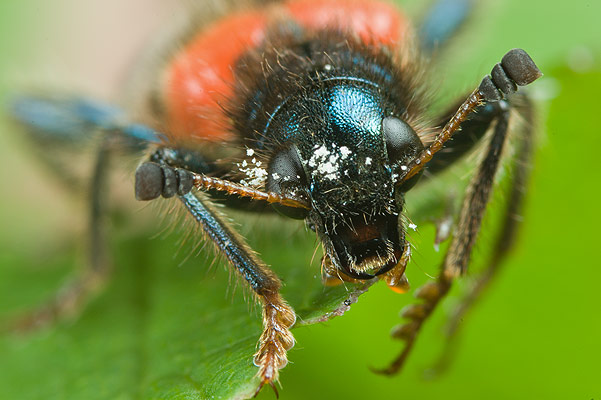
1,0,600,399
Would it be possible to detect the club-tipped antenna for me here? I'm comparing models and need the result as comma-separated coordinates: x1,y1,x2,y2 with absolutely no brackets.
135,162,311,210
399,48,542,183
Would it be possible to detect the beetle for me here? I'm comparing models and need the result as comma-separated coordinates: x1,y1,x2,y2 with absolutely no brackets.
8,0,541,396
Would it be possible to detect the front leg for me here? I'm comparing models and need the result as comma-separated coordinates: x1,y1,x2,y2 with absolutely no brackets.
377,103,512,376
429,94,536,375
376,49,541,375
136,156,296,395
254,291,296,396
179,192,296,395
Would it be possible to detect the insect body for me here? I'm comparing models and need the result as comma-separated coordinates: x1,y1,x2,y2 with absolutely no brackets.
10,0,541,396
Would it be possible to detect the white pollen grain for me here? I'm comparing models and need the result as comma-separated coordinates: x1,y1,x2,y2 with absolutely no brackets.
340,146,352,159
307,144,343,180
314,145,329,158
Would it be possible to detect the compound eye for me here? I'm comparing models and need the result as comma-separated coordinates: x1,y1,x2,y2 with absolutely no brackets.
383,117,425,192
383,117,424,164
266,146,309,219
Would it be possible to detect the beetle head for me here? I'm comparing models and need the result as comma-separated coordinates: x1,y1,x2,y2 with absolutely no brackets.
266,83,424,280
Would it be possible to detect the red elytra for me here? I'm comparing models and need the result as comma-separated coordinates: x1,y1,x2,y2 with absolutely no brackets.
164,0,408,142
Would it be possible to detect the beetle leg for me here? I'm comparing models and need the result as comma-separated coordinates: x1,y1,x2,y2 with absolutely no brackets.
254,292,296,397
418,0,473,53
144,148,296,394
10,94,165,146
375,49,540,368
5,140,112,333
376,100,515,375
429,95,535,374
179,192,296,396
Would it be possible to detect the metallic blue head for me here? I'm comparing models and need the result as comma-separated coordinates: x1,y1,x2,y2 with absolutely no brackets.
266,78,424,279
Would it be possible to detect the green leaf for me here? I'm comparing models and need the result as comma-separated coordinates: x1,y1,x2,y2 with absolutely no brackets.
0,213,377,400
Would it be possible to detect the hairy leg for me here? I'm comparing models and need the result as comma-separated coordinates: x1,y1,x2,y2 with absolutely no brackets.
143,150,299,395
377,106,513,375
375,48,541,373
430,95,535,374
178,192,296,396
